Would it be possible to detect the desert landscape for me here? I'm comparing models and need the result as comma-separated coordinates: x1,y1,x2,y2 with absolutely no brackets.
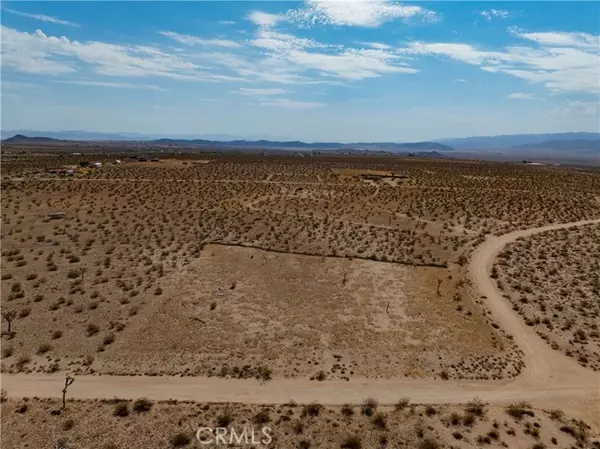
1,148,600,448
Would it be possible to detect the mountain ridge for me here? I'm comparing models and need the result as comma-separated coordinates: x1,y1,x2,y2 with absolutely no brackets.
436,132,600,150
2,131,599,154
2,134,454,152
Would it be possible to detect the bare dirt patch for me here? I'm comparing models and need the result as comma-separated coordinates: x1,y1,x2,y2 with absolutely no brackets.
98,245,516,380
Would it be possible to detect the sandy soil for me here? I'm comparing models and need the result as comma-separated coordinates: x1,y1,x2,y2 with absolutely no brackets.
95,244,509,380
3,219,599,433
2,397,597,449
495,223,600,370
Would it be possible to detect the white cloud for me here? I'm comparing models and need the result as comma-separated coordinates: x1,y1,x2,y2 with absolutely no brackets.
218,20,236,25
247,11,283,28
237,88,288,96
0,26,242,82
159,31,241,48
479,9,509,21
552,100,599,117
54,80,166,91
2,7,79,27
287,0,438,28
507,93,538,100
261,98,325,109
399,31,600,94
362,42,392,50
251,29,417,81
510,29,600,50
452,78,467,83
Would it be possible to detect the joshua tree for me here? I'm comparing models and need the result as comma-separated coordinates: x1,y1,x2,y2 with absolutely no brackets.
2,310,17,335
62,375,75,410
436,279,443,296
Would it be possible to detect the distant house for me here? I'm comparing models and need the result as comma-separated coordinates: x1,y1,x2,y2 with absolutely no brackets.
48,212,67,220
92,162,102,168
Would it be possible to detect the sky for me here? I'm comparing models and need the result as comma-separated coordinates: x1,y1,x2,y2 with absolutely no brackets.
1,1,599,142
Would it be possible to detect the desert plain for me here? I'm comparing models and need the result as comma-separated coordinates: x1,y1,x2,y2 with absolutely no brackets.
1,150,600,448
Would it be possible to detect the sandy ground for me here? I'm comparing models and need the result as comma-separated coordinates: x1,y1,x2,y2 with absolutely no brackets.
3,219,600,435
94,244,506,380
495,223,600,370
3,398,597,449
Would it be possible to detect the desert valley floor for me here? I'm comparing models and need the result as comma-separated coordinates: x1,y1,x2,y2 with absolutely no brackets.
1,152,599,448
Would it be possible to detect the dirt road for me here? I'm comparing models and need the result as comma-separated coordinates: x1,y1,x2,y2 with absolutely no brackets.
2,219,599,428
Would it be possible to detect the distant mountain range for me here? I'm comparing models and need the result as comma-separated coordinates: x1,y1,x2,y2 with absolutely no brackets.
2,131,599,155
436,132,600,150
2,134,454,153
512,139,600,152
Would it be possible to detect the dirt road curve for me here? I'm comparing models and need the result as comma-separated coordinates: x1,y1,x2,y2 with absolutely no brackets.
2,219,600,429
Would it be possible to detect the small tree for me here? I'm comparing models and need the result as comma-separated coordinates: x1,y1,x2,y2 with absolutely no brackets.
79,267,86,282
62,375,75,410
2,310,17,335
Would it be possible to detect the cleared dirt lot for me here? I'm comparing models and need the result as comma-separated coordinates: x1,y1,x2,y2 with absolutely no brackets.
98,244,512,380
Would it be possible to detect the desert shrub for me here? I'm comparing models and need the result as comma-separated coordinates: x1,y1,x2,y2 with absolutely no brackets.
37,343,52,355
341,404,354,416
548,409,564,421
465,398,486,417
340,435,361,449
253,409,270,424
506,402,534,420
361,398,378,416
302,402,322,417
449,412,461,425
171,432,190,447
216,409,233,427
395,397,410,411
418,438,440,449
113,402,129,417
463,413,475,427
425,405,437,416
15,356,30,371
86,324,99,337
373,412,387,429
256,365,272,381
133,398,152,413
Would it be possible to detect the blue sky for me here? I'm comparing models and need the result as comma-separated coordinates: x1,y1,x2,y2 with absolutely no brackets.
1,1,599,141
